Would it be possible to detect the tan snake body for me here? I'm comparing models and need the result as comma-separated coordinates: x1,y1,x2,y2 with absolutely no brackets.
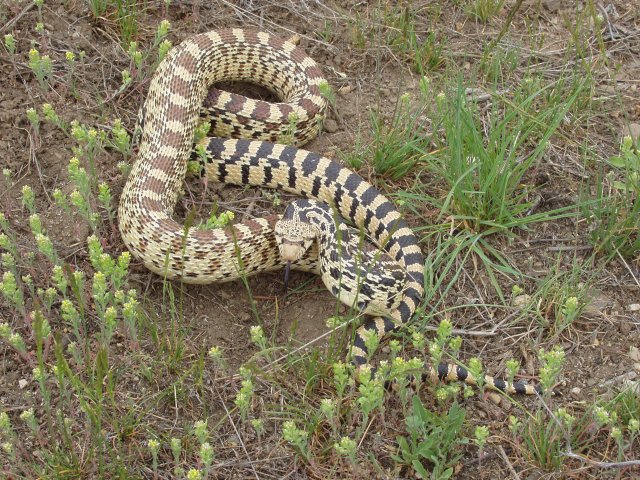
118,28,542,395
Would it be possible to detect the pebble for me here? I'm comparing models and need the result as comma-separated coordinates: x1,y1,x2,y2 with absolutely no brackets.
628,304,640,312
324,118,339,133
512,294,531,308
630,346,640,362
622,123,640,140
543,0,561,12
18,379,28,389
619,321,632,335
571,387,581,395
583,289,613,317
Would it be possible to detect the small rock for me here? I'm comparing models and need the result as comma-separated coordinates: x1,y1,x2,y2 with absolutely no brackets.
571,387,582,395
634,363,640,373
488,392,501,405
583,289,613,317
18,379,28,389
323,118,339,133
628,304,640,312
619,321,632,335
543,0,561,12
630,346,640,362
622,123,640,140
512,294,531,308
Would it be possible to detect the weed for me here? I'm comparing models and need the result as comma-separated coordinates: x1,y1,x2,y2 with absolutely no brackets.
386,6,445,73
28,48,53,90
350,92,430,180
4,33,16,56
586,135,640,257
466,0,505,23
392,397,467,479
349,3,445,73
514,255,593,337
425,79,584,232
282,420,310,461
87,0,108,18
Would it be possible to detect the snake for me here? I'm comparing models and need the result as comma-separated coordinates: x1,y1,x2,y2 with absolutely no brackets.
118,28,543,396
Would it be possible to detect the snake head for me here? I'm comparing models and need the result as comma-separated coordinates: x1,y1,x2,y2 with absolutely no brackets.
274,200,320,262
273,219,316,262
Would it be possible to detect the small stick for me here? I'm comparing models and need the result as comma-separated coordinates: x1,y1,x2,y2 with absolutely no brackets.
497,445,521,480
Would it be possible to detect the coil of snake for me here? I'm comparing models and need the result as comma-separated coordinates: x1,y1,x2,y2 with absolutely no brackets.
118,28,542,396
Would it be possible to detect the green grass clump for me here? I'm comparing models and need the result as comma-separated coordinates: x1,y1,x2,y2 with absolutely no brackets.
466,0,505,23
425,78,584,233
585,135,640,257
345,91,430,181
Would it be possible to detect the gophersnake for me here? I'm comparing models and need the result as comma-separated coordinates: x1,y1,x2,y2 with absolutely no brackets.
118,28,542,395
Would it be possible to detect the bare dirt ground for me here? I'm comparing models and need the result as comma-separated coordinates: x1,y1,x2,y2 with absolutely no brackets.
1,0,639,478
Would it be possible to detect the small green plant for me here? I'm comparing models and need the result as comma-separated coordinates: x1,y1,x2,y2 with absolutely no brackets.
393,397,467,479
28,48,53,90
538,346,565,393
356,365,385,426
318,80,336,109
193,419,209,444
282,420,309,461
199,210,234,230
42,103,66,132
355,92,430,180
147,438,160,473
334,436,357,464
64,50,80,96
524,256,591,337
608,135,640,192
234,366,254,420
87,0,107,18
4,33,16,55
385,6,445,73
127,41,143,71
108,118,132,159
466,0,505,23
586,135,640,257
26,108,40,136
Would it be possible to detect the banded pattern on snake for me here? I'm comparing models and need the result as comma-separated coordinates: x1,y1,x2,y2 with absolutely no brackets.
118,28,542,396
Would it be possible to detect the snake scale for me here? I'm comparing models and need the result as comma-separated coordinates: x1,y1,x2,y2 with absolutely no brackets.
118,28,541,396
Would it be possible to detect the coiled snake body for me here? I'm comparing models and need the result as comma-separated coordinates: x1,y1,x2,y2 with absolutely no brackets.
119,28,541,396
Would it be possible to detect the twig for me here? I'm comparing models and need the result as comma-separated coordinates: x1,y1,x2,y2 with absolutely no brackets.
616,249,640,289
25,128,52,203
421,324,499,337
497,444,521,480
563,452,640,469
217,391,261,480
0,3,34,34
